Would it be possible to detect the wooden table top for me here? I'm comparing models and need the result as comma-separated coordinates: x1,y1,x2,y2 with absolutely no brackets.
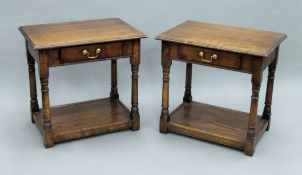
156,20,286,57
19,18,147,50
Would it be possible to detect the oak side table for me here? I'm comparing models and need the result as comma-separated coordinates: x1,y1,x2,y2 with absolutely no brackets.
156,21,286,156
19,18,147,148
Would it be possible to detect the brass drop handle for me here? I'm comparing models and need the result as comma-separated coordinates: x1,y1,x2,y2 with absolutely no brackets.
82,48,102,59
199,51,218,63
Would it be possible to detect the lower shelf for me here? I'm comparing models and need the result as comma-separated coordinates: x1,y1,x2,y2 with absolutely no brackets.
33,98,132,143
168,101,268,150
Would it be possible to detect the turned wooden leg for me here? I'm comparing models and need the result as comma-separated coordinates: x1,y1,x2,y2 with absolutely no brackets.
130,40,140,131
245,60,263,156
160,42,172,133
262,49,278,131
183,63,192,103
39,51,54,148
110,59,119,99
27,49,39,123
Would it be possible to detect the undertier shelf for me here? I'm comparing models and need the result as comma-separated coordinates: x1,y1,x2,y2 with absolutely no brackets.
168,101,268,149
33,98,132,143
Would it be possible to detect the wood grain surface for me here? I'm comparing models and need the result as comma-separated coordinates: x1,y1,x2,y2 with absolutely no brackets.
19,18,147,49
156,20,286,57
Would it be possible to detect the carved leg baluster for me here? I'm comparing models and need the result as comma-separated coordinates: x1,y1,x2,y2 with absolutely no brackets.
130,40,140,131
245,59,263,156
110,59,119,99
27,50,39,123
183,63,192,103
160,42,172,133
262,49,278,131
39,51,54,148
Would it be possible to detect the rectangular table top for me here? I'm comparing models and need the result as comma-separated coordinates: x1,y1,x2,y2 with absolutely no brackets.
19,18,147,50
156,20,286,57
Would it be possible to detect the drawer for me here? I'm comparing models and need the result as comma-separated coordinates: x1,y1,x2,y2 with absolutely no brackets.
60,42,123,63
179,45,241,69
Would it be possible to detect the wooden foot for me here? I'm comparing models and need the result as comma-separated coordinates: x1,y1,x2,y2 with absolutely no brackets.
160,111,169,133
131,112,140,131
30,106,35,123
244,136,255,156
263,107,271,131
43,130,54,148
